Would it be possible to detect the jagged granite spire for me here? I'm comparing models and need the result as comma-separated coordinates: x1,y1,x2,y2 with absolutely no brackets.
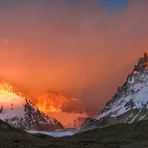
134,52,148,72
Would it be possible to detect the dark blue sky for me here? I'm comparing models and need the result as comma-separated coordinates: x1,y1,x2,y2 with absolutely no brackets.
100,0,128,11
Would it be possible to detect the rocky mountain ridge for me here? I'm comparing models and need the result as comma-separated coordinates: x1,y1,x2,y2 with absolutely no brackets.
0,82,63,131
81,53,148,129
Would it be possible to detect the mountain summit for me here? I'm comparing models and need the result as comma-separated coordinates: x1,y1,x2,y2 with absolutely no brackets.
82,53,148,129
0,82,63,131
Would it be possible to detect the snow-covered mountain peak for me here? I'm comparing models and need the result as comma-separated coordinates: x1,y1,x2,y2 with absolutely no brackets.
81,53,148,129
98,53,148,118
0,82,25,107
0,81,63,131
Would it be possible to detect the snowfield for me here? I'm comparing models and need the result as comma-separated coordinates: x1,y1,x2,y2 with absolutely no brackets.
28,130,75,138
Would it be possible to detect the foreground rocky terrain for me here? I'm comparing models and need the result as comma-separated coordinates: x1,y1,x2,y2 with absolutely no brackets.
0,119,148,148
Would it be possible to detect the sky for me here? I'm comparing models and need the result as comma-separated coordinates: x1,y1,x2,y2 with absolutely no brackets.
0,0,148,127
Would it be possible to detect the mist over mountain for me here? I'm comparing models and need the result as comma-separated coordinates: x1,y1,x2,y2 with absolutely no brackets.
0,82,63,131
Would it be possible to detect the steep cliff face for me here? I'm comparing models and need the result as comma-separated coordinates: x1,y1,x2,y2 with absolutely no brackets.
0,82,63,131
81,53,148,129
